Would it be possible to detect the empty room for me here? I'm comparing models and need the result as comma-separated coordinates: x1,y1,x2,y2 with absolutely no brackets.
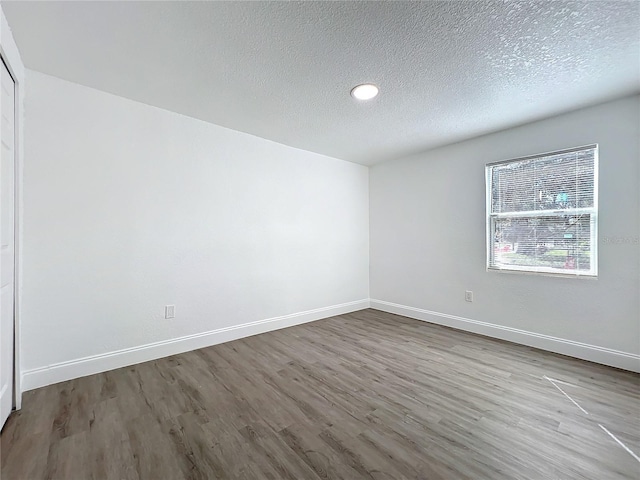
0,1,639,479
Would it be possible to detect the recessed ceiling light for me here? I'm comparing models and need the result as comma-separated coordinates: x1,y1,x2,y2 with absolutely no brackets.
351,83,379,101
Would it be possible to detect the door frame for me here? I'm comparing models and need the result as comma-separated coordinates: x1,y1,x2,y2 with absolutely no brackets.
0,9,25,411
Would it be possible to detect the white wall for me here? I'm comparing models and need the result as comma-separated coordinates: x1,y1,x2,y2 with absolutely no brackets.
19,70,639,391
22,70,369,389
370,95,640,371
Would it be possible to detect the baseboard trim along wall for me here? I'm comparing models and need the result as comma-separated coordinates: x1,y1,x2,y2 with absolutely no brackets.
21,299,370,392
370,299,640,373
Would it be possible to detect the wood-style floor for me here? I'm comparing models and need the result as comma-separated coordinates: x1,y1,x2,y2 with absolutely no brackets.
2,309,639,480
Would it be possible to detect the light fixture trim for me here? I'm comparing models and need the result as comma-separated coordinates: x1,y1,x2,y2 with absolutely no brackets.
350,83,379,100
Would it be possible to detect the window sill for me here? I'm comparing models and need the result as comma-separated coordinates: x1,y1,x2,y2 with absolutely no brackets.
487,267,598,279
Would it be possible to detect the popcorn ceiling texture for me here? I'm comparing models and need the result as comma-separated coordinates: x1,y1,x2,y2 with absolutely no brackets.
4,1,639,165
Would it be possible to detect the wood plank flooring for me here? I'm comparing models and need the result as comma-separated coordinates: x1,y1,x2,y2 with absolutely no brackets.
2,309,639,479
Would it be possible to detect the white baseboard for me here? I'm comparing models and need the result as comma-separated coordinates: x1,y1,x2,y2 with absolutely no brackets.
370,299,640,373
21,299,370,392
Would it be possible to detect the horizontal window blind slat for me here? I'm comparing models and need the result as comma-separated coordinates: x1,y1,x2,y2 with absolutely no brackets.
489,207,595,218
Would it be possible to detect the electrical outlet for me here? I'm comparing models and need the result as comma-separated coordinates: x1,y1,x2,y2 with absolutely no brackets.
165,305,175,319
465,291,473,302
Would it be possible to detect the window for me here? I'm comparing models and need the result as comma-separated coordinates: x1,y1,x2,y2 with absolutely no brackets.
486,145,598,276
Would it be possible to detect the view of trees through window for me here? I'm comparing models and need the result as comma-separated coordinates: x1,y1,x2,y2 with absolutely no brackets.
487,146,597,275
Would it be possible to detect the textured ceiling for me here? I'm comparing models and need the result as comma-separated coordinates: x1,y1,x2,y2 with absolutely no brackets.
3,1,639,165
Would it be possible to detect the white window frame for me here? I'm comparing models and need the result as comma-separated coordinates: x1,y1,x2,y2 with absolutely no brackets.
486,144,598,277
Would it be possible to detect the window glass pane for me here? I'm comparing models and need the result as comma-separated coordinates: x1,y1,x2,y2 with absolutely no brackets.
491,149,595,214
490,214,593,273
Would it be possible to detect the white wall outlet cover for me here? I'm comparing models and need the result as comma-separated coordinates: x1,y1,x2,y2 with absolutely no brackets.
165,305,175,319
465,291,473,302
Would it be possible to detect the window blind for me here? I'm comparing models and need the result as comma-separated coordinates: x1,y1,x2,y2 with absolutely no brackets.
486,145,598,276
